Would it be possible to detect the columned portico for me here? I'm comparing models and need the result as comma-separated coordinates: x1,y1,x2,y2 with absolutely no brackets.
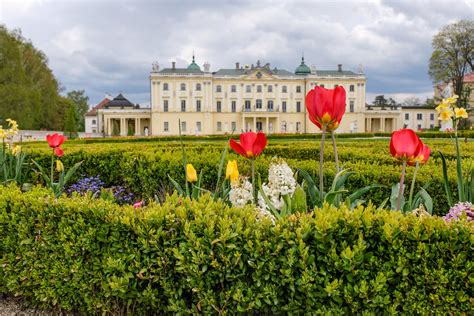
242,113,279,133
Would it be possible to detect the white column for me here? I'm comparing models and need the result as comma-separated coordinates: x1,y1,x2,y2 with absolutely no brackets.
253,117,256,132
120,118,125,136
265,117,269,134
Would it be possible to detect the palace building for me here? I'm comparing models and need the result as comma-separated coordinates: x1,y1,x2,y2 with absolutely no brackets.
86,56,440,136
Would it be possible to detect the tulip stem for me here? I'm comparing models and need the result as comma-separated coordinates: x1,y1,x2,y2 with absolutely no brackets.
397,161,407,211
409,161,419,208
50,149,54,183
251,159,256,204
319,125,327,203
330,131,340,173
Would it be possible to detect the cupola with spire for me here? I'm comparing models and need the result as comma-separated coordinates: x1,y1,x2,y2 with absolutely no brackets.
295,55,311,75
187,53,201,71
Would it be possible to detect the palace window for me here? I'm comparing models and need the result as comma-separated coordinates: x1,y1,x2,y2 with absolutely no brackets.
245,100,251,111
405,113,409,120
349,101,354,113
282,86,287,93
92,119,96,125
164,121,169,132
282,101,287,113
296,101,301,112
282,121,287,132
417,113,423,120
196,83,201,91
231,85,236,93
216,85,222,93
350,85,355,92
196,100,201,112
217,121,222,131
217,101,222,112
163,83,169,91
231,121,236,131
246,85,251,93
181,121,187,132
268,85,273,93
296,86,301,93
267,100,274,111
231,101,236,112
430,124,434,129
257,85,262,93
196,122,201,132
164,100,169,112
296,122,301,132
256,99,262,109
417,124,422,130
430,113,435,121
180,83,186,91
181,100,186,112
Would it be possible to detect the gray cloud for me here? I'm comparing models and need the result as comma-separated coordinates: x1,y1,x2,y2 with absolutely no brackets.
1,0,473,106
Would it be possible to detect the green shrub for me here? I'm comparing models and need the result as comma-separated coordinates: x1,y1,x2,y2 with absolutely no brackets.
0,185,472,314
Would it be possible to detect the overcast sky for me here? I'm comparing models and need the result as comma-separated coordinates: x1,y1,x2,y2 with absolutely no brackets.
1,0,473,107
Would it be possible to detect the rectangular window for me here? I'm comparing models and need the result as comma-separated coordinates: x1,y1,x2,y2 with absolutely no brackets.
217,121,222,131
246,85,251,93
181,100,186,112
196,121,201,132
296,122,301,132
349,101,354,113
216,101,222,112
180,83,186,91
267,100,274,111
164,121,169,132
282,101,287,113
417,113,422,120
163,83,169,91
196,100,201,112
430,113,435,120
417,124,422,130
196,83,201,91
181,121,186,132
350,85,355,92
245,100,251,111
231,85,236,92
268,85,273,92
405,113,409,120
92,119,96,125
231,121,236,131
257,85,262,93
164,100,169,112
296,101,301,112
216,85,222,92
282,86,287,93
296,86,301,93
231,101,236,112
256,99,262,109
430,124,434,129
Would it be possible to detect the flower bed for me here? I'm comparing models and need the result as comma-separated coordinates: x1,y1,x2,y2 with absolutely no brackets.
0,185,472,314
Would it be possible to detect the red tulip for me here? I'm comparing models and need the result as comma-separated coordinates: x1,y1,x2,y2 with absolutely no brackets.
230,132,267,159
305,86,346,131
46,133,66,157
408,143,430,166
390,129,422,164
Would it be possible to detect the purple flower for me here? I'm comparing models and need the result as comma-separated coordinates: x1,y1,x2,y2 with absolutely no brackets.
67,176,105,196
443,202,474,223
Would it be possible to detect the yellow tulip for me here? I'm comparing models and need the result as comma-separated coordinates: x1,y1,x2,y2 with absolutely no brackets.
438,109,454,121
454,107,468,119
56,160,64,172
186,163,197,182
226,160,239,184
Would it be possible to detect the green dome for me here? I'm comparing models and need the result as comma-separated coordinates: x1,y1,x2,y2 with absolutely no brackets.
187,55,201,71
295,56,311,75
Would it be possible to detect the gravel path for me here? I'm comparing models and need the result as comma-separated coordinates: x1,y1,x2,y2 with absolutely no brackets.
0,298,46,316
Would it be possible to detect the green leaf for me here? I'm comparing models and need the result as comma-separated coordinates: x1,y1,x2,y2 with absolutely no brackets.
168,175,184,196
438,151,453,206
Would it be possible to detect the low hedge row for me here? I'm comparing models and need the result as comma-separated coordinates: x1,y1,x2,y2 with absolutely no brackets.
0,185,472,314
26,142,467,215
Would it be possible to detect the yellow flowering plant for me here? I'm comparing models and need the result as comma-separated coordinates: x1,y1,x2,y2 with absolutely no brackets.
436,94,474,205
0,119,29,185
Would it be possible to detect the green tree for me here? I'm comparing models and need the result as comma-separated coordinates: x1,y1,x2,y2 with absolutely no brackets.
63,102,78,139
66,90,89,132
0,25,67,130
372,95,388,108
429,20,474,105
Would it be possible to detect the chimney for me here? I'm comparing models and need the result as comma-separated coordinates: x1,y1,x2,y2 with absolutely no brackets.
338,64,342,72
172,61,176,70
236,62,240,69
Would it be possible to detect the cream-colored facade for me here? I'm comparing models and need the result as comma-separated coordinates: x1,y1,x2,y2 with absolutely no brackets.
149,58,367,135
87,57,442,136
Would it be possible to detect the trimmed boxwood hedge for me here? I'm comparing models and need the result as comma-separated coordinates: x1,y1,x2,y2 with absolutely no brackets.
0,185,472,314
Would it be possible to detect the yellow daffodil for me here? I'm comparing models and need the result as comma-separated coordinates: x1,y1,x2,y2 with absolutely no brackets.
5,119,19,137
186,163,197,182
439,108,454,121
56,160,64,172
225,160,239,184
435,102,449,113
454,107,468,119
444,94,459,105
0,126,5,139
11,145,21,156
